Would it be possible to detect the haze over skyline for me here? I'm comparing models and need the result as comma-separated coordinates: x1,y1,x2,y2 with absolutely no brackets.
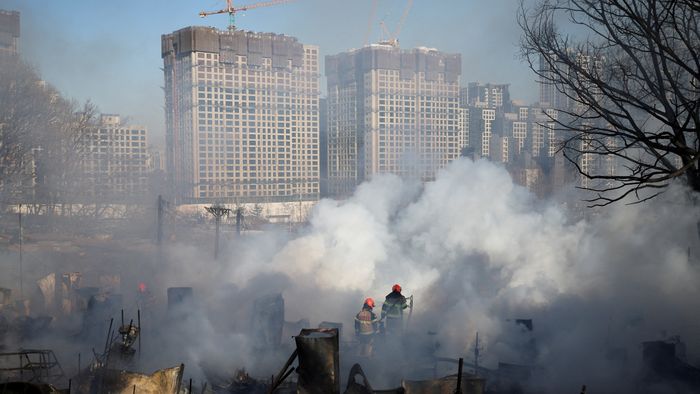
4,0,538,146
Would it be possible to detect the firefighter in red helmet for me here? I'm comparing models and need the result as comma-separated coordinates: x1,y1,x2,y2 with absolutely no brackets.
355,297,379,356
381,284,409,335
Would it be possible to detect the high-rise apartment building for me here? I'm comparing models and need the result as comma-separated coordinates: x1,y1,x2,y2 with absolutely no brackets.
460,82,512,160
508,109,529,158
457,106,470,155
538,52,613,189
162,26,320,203
468,107,498,159
524,107,558,159
538,55,568,110
326,44,461,196
80,115,149,200
0,10,20,59
319,97,329,197
464,82,511,110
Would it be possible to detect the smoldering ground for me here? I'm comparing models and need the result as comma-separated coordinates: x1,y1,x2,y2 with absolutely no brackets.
3,158,699,392
125,158,697,392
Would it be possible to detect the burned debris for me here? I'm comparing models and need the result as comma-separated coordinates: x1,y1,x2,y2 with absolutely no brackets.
0,248,697,394
0,349,66,384
642,339,700,392
71,364,184,394
2,278,700,394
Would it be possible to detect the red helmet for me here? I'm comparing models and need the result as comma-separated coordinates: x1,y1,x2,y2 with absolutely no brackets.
364,297,375,308
392,284,402,293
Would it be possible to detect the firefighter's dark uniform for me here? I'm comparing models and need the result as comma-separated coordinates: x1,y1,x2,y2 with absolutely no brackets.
355,306,379,356
381,291,408,335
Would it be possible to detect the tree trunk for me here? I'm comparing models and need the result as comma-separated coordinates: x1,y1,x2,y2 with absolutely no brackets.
686,168,700,194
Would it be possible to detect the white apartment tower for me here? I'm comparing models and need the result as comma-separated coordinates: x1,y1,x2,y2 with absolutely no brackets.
80,115,149,200
326,45,461,196
162,27,320,203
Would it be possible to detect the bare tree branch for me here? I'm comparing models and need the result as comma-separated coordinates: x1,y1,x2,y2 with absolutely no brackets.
519,0,699,206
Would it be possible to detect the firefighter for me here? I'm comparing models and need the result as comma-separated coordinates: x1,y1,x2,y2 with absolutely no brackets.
354,297,379,357
381,284,409,335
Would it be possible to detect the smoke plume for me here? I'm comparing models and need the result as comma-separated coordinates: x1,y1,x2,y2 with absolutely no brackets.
149,157,700,391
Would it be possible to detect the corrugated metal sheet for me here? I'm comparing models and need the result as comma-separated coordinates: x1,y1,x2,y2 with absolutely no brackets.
295,328,340,394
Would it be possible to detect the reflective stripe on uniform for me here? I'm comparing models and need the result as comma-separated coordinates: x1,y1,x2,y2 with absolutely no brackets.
382,301,405,318
355,310,377,335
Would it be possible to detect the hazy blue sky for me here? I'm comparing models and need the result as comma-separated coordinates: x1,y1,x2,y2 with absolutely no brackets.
4,0,538,146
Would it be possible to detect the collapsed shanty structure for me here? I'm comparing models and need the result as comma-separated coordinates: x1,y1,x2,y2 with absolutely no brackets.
642,340,700,392
2,277,699,393
71,364,184,394
266,327,486,394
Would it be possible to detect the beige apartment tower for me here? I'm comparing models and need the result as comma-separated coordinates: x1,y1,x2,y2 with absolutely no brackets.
162,27,320,203
326,44,461,196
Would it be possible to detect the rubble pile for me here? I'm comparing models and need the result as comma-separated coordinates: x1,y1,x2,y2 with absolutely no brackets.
0,271,698,393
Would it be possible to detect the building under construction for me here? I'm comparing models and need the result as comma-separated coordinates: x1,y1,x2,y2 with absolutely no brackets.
325,44,462,197
0,9,20,59
161,26,320,204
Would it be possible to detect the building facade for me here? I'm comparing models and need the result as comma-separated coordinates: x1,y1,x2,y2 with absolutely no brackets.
468,107,498,159
80,114,150,200
538,55,569,110
0,10,19,59
538,52,615,190
459,82,513,160
326,44,461,196
161,26,320,203
319,97,329,197
464,82,511,110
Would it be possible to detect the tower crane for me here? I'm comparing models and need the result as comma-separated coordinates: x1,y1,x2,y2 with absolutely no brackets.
368,0,413,47
199,0,294,31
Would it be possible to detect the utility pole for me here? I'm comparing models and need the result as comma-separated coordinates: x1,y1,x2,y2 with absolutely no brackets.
205,205,231,260
235,207,243,236
455,357,463,394
156,195,164,245
156,195,170,267
473,332,482,375
18,203,23,299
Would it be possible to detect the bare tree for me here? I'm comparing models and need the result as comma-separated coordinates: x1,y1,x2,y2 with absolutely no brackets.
34,100,100,214
519,0,699,205
0,60,54,204
0,58,100,213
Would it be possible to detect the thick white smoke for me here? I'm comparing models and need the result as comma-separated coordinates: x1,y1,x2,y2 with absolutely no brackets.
148,157,700,391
